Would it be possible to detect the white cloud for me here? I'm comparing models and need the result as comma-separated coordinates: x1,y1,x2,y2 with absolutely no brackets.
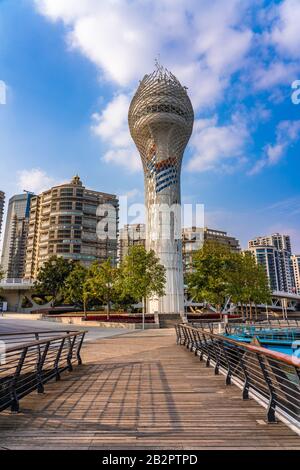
102,148,141,173
271,0,300,59
121,188,142,200
34,0,254,108
91,93,141,172
92,94,131,148
33,0,300,176
187,115,249,172
253,61,300,90
249,120,300,175
17,168,63,194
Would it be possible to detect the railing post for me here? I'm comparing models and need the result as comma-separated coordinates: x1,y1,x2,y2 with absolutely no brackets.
180,325,186,345
257,354,277,423
211,337,220,375
186,328,193,350
175,325,179,344
182,326,188,346
202,332,211,367
191,329,199,356
76,333,85,365
36,342,50,393
237,348,250,400
220,341,232,385
10,347,28,413
196,330,204,361
189,328,196,352
67,335,77,372
54,338,65,381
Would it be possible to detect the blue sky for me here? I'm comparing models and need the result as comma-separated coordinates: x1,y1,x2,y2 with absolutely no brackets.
1,0,300,250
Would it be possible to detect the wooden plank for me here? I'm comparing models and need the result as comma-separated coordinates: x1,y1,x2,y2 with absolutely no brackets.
0,329,299,450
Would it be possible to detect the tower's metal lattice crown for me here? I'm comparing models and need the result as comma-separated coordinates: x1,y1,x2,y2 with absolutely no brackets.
128,64,194,195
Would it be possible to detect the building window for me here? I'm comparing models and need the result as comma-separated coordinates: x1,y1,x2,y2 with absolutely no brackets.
57,244,70,253
59,202,73,210
74,230,82,239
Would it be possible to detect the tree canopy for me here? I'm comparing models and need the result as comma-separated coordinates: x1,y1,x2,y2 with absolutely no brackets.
187,241,271,315
34,256,76,305
119,245,166,312
82,259,119,318
63,263,88,307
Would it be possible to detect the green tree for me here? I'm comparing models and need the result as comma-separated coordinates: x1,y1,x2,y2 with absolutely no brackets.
187,242,272,319
236,252,271,320
187,241,235,315
120,246,166,314
34,256,75,306
83,259,119,320
63,263,88,309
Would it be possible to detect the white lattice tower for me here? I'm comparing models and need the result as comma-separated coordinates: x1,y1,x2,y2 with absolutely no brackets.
128,65,194,313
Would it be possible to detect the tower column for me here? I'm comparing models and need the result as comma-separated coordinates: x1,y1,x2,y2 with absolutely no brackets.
128,64,194,314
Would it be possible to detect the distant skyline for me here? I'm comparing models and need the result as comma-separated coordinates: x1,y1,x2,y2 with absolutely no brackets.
1,0,300,251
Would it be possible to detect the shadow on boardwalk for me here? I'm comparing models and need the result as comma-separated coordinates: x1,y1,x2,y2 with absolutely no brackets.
0,329,299,450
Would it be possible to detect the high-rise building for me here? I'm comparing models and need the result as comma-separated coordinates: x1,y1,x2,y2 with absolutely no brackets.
0,191,4,239
1,193,33,279
24,176,119,279
182,227,240,273
291,255,300,295
203,227,240,252
248,234,292,253
248,234,295,293
118,224,146,264
128,64,194,314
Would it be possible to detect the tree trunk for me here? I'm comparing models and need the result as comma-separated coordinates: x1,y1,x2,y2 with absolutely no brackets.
83,297,87,321
217,304,222,320
107,297,111,321
249,300,252,321
142,298,146,330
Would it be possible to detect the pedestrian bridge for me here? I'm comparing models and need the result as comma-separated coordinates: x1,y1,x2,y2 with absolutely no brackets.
0,278,51,312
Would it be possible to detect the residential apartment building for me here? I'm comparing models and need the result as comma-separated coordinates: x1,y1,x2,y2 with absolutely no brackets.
0,191,4,239
248,234,295,293
24,176,119,279
182,226,240,272
182,227,204,273
291,255,300,295
118,223,146,263
117,224,240,272
203,227,240,252
1,193,33,279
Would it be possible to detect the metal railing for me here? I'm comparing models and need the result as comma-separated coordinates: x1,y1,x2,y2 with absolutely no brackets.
175,324,300,431
191,319,300,335
0,330,85,413
225,324,300,342
0,278,34,285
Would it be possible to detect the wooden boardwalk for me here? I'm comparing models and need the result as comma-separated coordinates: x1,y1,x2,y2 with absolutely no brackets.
0,329,299,450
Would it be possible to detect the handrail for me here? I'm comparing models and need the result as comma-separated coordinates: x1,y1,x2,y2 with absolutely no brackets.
4,331,84,354
0,330,86,413
175,323,300,430
0,330,76,337
180,323,300,366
